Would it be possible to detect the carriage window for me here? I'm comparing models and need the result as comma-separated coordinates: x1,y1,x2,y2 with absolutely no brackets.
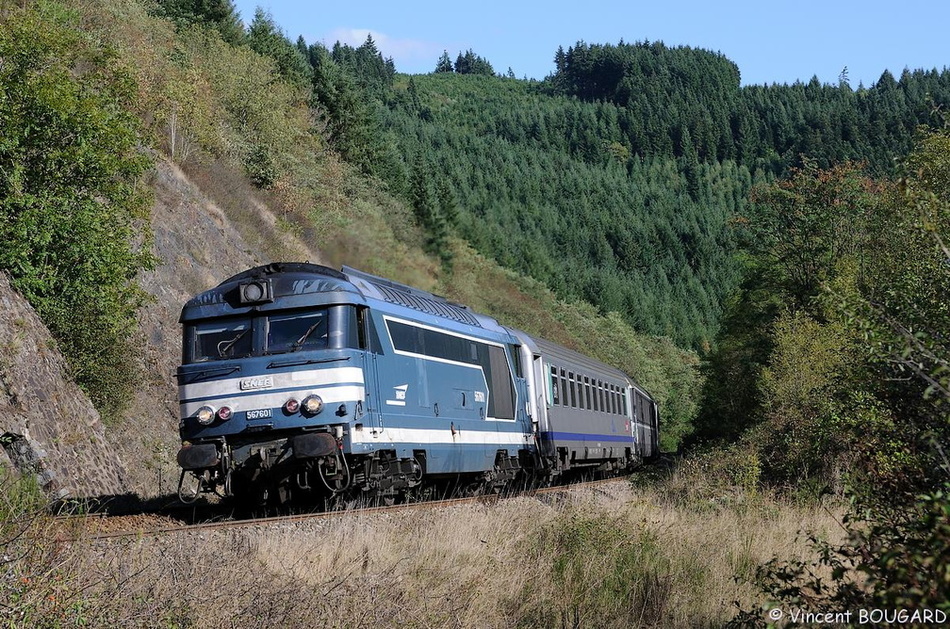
569,372,577,408
266,310,329,354
192,318,252,362
561,369,571,406
550,365,560,406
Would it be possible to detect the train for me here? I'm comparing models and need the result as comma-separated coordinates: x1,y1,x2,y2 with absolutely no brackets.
175,263,659,506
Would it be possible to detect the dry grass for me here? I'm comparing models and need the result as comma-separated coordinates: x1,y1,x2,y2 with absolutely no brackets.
1,466,844,628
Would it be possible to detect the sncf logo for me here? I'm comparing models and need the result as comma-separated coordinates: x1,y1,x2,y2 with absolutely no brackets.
393,384,408,400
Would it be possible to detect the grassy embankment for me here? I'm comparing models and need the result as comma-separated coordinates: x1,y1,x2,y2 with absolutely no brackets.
1,464,842,628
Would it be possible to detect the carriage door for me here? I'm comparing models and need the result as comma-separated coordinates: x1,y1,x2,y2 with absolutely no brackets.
635,393,649,456
510,344,530,433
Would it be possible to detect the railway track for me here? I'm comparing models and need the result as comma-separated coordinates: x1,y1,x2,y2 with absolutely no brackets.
54,476,629,541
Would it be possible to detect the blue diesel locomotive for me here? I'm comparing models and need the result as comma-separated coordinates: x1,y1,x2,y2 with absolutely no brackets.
175,263,659,505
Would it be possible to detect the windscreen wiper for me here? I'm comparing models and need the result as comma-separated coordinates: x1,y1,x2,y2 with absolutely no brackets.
176,365,241,383
291,320,324,352
217,329,248,357
267,356,350,369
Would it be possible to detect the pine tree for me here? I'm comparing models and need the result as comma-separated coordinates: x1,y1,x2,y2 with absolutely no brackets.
153,0,244,44
410,155,452,267
246,8,310,86
435,51,453,73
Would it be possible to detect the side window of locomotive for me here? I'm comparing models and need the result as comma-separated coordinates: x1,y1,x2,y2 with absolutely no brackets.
357,307,383,353
338,305,359,349
191,318,252,362
266,310,328,354
386,319,516,420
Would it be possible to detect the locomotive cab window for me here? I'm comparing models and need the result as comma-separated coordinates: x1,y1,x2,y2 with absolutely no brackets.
191,318,252,362
266,309,328,354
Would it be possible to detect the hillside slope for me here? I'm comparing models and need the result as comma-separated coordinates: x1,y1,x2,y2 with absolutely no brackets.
0,0,700,497
0,155,321,498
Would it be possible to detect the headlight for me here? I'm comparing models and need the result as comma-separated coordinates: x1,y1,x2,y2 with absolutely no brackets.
301,394,324,415
196,405,216,425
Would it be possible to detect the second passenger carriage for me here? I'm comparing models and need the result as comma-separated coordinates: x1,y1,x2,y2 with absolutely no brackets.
175,263,658,505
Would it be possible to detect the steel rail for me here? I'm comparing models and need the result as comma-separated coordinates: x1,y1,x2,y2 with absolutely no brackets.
62,476,629,541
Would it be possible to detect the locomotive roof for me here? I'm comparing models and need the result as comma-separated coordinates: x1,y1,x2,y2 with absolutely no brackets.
340,266,487,329
180,263,365,322
179,263,500,334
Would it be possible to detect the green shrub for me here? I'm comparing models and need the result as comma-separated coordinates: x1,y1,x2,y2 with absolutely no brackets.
733,484,950,627
0,2,154,414
521,512,673,628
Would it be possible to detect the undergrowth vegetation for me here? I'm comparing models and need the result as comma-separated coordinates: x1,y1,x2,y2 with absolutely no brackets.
697,132,950,618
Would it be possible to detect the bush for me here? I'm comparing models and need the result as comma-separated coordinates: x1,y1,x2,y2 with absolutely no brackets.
521,511,673,627
733,484,950,626
0,2,154,414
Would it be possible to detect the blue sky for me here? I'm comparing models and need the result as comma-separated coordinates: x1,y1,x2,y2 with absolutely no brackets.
233,0,949,87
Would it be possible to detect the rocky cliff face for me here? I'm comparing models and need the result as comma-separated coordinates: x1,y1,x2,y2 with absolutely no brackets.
0,274,127,499
1,157,318,499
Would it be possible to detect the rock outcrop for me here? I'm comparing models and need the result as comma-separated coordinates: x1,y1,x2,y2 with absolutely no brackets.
0,274,127,498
